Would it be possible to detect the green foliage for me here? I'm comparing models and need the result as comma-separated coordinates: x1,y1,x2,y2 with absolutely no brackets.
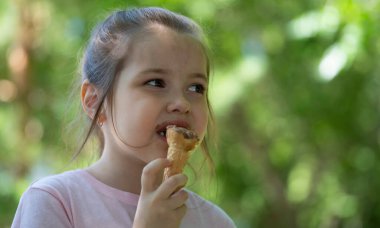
1,0,380,227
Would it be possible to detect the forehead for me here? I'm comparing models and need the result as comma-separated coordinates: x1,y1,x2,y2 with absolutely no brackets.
125,25,208,73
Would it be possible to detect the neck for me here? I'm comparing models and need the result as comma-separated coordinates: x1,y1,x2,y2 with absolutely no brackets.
86,149,146,195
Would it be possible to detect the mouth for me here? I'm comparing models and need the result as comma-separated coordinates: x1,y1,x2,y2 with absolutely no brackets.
156,120,191,140
158,130,167,137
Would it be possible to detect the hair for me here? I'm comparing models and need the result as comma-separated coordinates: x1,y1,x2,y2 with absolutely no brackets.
74,7,215,171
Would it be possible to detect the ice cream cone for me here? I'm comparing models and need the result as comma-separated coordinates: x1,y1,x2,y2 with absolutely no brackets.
163,126,199,183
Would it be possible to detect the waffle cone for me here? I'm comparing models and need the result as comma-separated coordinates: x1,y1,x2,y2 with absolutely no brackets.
163,126,199,182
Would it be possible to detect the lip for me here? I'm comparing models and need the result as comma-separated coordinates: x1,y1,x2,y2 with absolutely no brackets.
155,120,191,142
155,120,191,132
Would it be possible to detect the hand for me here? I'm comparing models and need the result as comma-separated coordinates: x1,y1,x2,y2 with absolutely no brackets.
133,158,188,228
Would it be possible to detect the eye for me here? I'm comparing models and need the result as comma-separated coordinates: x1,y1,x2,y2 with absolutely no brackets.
145,79,165,88
189,84,206,94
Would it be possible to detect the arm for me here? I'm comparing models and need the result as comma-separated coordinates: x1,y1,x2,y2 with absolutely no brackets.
12,188,72,228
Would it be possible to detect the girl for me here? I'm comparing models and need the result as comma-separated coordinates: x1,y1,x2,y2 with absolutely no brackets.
12,7,235,228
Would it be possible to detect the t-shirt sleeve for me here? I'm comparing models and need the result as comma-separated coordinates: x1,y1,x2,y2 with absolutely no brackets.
11,187,72,228
184,191,237,228
207,203,237,228
216,209,237,228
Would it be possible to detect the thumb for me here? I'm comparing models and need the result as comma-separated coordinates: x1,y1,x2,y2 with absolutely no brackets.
141,158,171,193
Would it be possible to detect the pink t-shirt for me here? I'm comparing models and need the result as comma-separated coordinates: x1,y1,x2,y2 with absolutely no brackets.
12,170,236,228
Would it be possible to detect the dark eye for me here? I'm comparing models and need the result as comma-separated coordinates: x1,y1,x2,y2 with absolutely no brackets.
189,84,206,94
145,79,165,88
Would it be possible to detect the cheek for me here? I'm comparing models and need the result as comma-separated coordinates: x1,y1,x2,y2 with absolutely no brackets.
112,97,159,146
194,103,209,140
128,103,155,124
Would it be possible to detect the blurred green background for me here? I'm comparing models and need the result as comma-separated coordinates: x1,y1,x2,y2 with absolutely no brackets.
1,0,380,227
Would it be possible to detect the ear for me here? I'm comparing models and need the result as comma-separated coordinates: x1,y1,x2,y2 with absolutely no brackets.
81,80,102,120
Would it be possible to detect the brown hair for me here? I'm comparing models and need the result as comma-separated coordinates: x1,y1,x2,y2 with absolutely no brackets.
75,7,215,169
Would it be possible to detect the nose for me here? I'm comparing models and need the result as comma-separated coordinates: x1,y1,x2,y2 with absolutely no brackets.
167,93,191,114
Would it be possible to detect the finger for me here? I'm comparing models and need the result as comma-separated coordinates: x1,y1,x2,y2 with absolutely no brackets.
141,158,171,193
157,174,188,198
174,204,187,219
167,189,189,209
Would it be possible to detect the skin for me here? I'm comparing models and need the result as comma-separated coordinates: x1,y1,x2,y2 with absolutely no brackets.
81,24,209,228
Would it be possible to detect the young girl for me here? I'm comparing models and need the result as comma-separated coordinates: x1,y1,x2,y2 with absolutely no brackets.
12,7,235,228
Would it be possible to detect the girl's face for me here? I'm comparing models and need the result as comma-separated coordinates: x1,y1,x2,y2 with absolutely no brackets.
103,26,209,163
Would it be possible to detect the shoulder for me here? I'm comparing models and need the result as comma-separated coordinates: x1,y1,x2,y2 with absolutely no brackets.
184,190,236,228
30,169,83,187
23,169,85,204
20,169,87,209
28,169,84,197
12,170,84,228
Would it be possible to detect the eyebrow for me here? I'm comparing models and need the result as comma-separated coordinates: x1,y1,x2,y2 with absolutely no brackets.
140,68,208,81
140,68,169,75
